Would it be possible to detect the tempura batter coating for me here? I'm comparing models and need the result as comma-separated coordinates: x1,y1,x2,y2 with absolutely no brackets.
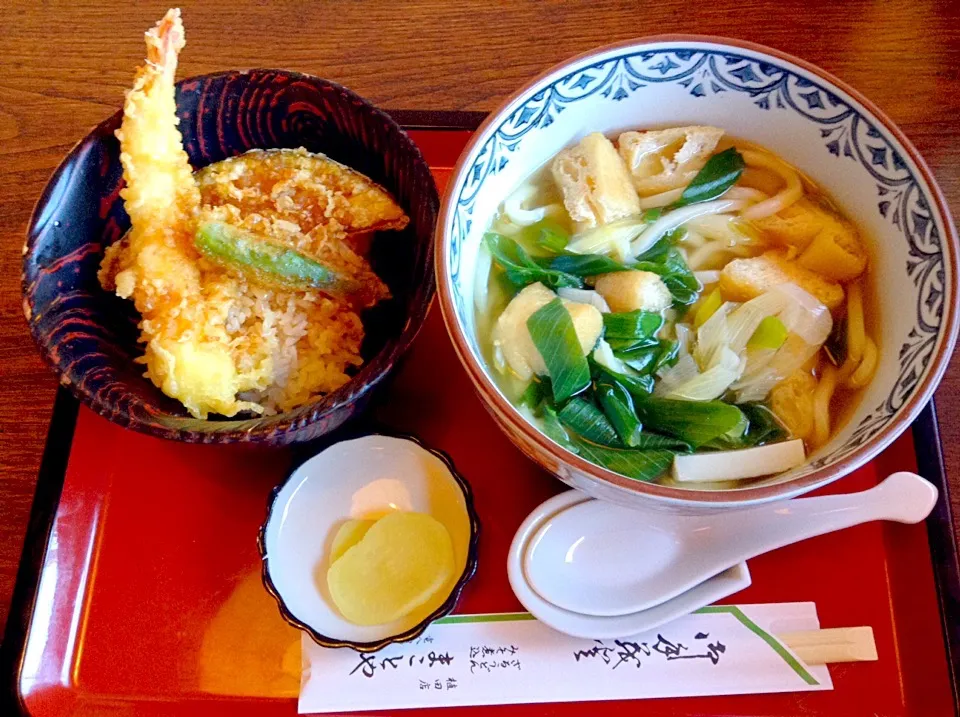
98,10,407,419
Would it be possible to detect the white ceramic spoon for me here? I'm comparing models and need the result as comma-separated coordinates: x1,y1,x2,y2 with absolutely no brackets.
524,472,938,617
507,490,753,639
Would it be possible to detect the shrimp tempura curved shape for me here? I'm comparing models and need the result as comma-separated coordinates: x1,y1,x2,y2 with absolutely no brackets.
100,9,249,419
103,8,200,303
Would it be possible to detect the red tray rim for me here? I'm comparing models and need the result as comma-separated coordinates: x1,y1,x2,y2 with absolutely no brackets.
2,112,959,715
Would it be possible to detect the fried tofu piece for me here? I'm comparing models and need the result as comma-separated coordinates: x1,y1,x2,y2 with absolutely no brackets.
769,370,818,441
617,125,724,196
594,270,672,313
751,197,830,251
796,219,868,282
493,282,603,380
720,251,844,310
751,196,867,282
551,133,641,231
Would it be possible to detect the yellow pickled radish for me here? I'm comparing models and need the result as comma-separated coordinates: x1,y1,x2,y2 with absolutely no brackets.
329,519,376,563
327,511,455,626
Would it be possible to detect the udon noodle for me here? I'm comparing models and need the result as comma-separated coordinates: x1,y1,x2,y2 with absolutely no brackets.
474,125,878,487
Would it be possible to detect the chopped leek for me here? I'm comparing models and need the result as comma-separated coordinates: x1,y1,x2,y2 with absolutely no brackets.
693,288,723,329
540,404,577,450
659,347,742,401
575,443,676,482
484,233,581,291
748,315,788,350
740,403,788,446
607,336,660,353
596,382,643,447
533,221,570,253
669,147,746,209
603,311,664,340
545,253,627,277
518,378,548,409
634,247,701,306
541,401,680,481
558,398,621,447
632,396,748,448
566,217,648,259
592,339,634,375
590,359,655,397
557,287,611,313
527,298,591,403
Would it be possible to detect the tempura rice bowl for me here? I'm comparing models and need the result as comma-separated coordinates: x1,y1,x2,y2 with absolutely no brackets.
436,36,959,508
23,70,437,444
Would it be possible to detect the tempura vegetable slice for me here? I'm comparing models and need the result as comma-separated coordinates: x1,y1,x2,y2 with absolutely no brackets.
195,222,377,301
195,148,409,242
327,512,455,626
97,10,256,419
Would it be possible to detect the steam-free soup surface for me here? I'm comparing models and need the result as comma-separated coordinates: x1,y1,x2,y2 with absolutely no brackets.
475,126,877,488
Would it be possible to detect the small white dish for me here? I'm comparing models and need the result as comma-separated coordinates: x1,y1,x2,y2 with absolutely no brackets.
507,490,751,638
259,434,479,651
521,473,936,618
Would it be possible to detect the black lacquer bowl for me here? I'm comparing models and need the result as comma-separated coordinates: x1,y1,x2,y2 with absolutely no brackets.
22,71,438,444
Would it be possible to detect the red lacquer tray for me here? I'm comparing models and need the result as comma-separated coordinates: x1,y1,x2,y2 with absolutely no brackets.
3,118,960,716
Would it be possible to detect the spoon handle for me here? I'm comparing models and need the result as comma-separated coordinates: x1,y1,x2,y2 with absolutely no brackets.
709,472,938,564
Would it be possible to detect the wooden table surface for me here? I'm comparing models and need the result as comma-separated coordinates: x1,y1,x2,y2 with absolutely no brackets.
0,0,958,637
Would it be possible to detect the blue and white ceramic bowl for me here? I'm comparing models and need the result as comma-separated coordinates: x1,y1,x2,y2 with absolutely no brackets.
436,36,959,509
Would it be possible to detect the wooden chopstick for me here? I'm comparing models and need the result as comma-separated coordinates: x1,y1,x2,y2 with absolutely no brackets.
776,627,877,665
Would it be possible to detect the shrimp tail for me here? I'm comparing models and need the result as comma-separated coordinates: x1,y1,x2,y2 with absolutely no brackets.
114,7,199,240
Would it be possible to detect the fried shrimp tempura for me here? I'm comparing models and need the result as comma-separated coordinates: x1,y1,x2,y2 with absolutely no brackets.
99,9,259,419
99,10,409,420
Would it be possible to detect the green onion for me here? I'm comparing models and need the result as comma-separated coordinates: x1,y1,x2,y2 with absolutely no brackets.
607,336,661,354
558,397,621,446
652,339,681,371
642,207,664,223
596,382,643,447
590,359,655,397
535,222,570,253
518,378,548,409
739,403,789,447
573,442,676,482
632,395,748,448
669,147,746,209
195,222,352,293
540,404,578,451
747,316,789,350
634,233,674,263
484,233,582,291
614,339,679,375
543,253,628,277
527,298,591,403
694,288,723,329
629,432,692,451
634,247,701,306
603,311,664,340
